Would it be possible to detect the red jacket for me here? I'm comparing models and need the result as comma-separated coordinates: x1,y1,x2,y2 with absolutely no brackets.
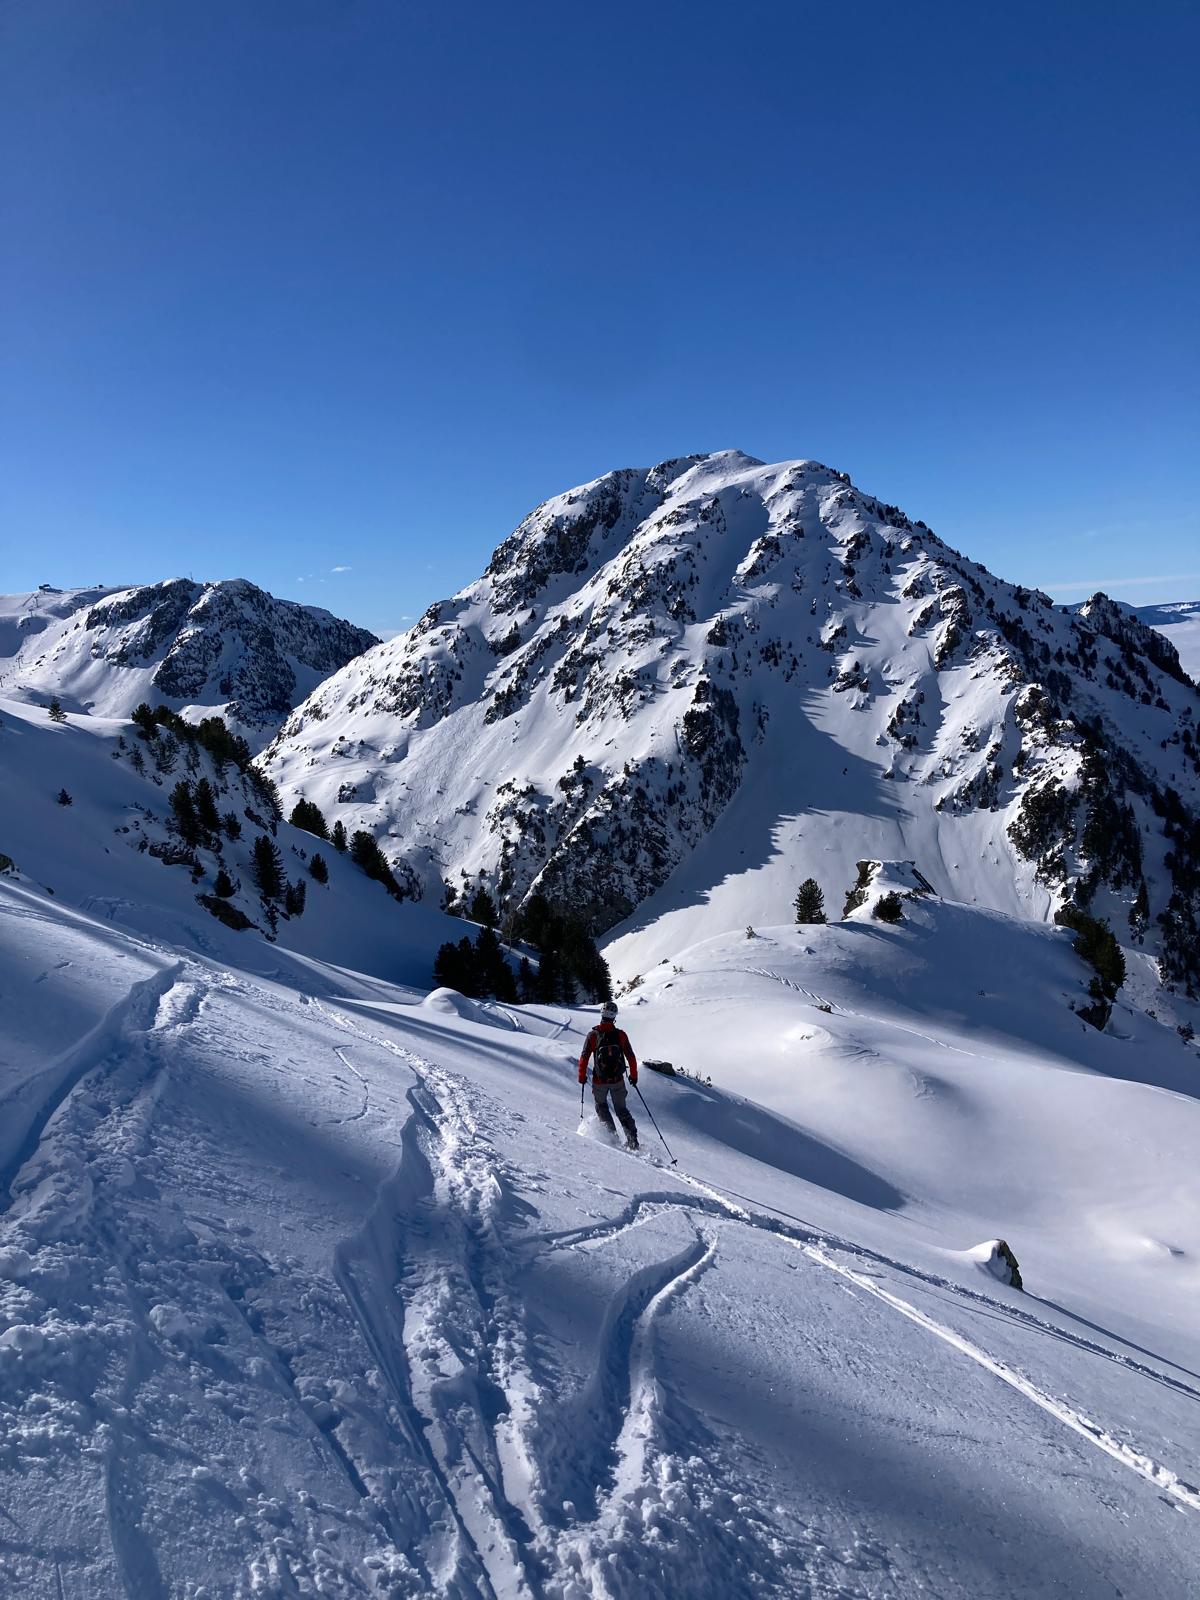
578,1020,637,1084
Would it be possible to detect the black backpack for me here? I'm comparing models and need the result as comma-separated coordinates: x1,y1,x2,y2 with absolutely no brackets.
592,1028,626,1082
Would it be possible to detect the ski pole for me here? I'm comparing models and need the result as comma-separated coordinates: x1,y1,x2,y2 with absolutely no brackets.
580,1078,586,1121
633,1081,677,1165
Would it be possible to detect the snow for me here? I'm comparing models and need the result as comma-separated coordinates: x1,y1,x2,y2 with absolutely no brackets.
2,855,1199,1593
1138,599,1200,682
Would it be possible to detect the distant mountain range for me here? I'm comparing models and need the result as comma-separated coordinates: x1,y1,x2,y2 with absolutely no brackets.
0,580,378,748
249,451,1200,995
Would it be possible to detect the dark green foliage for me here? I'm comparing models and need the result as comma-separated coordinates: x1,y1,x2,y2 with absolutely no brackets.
153,734,180,775
289,798,329,840
874,892,904,923
56,788,73,806
308,852,329,883
193,777,221,834
518,956,536,1001
469,887,499,928
512,891,612,1004
843,860,873,917
251,833,284,902
47,698,66,723
433,936,477,993
331,820,348,853
350,830,401,897
132,702,157,740
249,769,283,824
474,926,517,1000
793,878,826,924
283,878,307,918
223,810,242,840
213,868,236,899
169,781,202,847
196,894,255,931
1056,904,1125,1029
129,745,146,775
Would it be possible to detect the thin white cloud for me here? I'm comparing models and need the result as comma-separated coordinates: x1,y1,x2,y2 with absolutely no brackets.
331,564,351,573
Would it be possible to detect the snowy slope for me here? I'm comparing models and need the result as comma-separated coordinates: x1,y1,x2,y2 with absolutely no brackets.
2,877,1199,1597
1137,600,1200,683
0,582,378,748
0,694,463,991
262,453,1200,995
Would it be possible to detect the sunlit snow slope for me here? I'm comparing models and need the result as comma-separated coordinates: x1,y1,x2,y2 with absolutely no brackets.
263,452,1200,995
0,582,378,748
1,878,1198,1598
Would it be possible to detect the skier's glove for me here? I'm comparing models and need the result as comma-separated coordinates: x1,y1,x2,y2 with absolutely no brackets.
629,1068,637,1085
577,1065,587,1084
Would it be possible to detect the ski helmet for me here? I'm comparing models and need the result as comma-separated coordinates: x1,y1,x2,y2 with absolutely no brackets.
600,1001,618,1020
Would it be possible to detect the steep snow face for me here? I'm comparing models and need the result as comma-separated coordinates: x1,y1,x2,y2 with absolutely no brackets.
263,453,1200,992
0,581,378,747
1136,599,1200,682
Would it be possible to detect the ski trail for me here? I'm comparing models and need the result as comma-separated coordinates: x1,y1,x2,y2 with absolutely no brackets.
800,1242,1200,1514
326,1046,370,1125
749,965,976,1055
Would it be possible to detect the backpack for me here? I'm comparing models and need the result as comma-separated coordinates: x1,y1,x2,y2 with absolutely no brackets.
591,1028,627,1083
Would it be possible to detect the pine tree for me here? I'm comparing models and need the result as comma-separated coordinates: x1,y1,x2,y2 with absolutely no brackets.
154,733,180,775
793,878,826,924
132,702,157,740
474,926,516,1000
129,745,146,775
283,878,307,917
56,787,73,806
47,698,66,723
874,892,904,923
250,770,284,824
350,830,399,896
289,798,329,840
213,868,236,899
469,887,499,928
331,819,348,853
223,810,242,840
170,781,201,847
193,777,221,833
251,833,284,901
308,852,329,883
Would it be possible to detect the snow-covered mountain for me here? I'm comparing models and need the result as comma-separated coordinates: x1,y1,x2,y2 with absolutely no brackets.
1136,599,1200,682
0,580,378,748
262,452,1200,995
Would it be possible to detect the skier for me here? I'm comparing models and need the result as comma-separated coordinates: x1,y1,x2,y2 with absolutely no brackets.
578,1001,639,1149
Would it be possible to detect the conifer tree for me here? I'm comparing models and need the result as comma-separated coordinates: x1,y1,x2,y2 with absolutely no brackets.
170,781,201,847
132,702,157,740
251,833,284,901
350,829,399,896
223,810,242,840
793,878,826,924
56,787,73,806
283,878,307,917
193,777,221,834
289,798,329,840
47,698,66,723
213,868,236,899
331,819,348,853
469,887,499,928
308,852,329,883
129,745,146,775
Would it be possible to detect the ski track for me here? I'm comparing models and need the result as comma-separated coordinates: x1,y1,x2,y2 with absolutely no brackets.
4,961,1195,1596
748,966,977,1056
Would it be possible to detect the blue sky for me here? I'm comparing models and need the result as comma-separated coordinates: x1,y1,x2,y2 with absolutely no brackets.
2,0,1197,636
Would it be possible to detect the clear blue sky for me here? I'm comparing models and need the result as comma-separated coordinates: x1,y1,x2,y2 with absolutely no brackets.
2,0,1197,635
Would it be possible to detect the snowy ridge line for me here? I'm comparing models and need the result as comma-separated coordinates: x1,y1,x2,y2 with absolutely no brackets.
800,1244,1200,1515
0,959,182,1207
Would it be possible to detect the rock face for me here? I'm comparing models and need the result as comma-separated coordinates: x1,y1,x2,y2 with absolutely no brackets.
0,580,378,747
261,451,1200,994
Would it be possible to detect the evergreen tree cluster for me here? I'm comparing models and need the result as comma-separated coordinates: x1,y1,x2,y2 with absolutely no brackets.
1055,903,1125,1028
511,890,613,1004
289,798,329,840
433,927,518,1001
350,829,402,897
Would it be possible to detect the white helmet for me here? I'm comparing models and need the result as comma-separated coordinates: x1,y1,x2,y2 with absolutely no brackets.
600,1001,618,1020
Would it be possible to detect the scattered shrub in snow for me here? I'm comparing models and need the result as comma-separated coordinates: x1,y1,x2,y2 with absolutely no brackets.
308,852,329,883
843,860,873,917
793,878,826,924
56,788,73,806
874,892,904,923
196,893,255,931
